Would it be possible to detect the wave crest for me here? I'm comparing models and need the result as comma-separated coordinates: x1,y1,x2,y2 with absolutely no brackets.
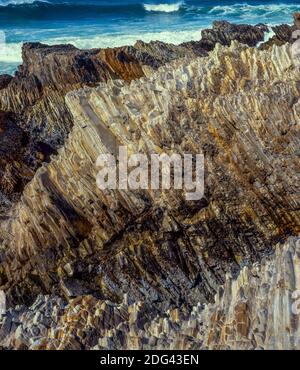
209,3,300,17
143,2,183,13
0,0,48,6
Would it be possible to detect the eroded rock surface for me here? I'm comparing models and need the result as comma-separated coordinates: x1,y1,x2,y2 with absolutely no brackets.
1,237,299,350
194,21,268,51
0,16,299,350
0,40,299,307
0,20,276,214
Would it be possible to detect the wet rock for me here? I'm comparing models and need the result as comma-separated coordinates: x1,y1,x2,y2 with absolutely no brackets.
197,21,268,51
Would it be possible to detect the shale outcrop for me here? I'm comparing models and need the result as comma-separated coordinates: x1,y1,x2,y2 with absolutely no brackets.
1,237,299,350
0,20,282,213
0,16,299,350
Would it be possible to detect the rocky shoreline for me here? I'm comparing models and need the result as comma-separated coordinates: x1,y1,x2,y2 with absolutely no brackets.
0,15,300,350
0,19,295,214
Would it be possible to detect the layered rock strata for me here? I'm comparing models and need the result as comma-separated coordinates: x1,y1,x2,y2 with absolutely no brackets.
0,21,274,213
0,43,167,212
0,17,299,350
0,40,299,309
1,237,299,350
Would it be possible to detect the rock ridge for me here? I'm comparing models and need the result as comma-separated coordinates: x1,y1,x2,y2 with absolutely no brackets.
0,16,299,350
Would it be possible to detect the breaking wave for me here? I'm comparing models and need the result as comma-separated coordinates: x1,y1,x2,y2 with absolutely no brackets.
209,3,300,19
143,2,184,13
1,1,300,74
0,0,48,5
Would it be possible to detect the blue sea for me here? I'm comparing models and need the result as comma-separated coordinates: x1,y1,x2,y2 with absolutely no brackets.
0,0,300,74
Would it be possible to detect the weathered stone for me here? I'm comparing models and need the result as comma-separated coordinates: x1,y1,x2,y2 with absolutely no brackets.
197,21,268,51
0,15,299,351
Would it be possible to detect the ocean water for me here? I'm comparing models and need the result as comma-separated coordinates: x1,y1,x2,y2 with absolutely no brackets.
0,0,300,74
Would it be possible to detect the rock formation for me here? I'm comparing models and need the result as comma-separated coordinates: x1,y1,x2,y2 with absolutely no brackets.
259,13,300,50
0,16,299,350
192,20,268,51
1,237,299,350
0,20,276,214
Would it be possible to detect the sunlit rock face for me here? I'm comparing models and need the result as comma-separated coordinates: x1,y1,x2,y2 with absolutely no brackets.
0,40,299,307
0,43,162,213
0,21,273,215
0,41,200,214
0,16,300,350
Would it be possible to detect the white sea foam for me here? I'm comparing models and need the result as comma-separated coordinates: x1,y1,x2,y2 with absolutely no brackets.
0,28,203,69
51,28,202,47
256,27,276,47
0,0,46,5
0,40,22,63
263,28,276,42
209,3,300,18
143,2,183,13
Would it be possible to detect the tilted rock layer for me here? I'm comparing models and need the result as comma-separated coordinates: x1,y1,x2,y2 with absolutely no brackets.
1,237,299,350
0,20,275,213
0,18,300,350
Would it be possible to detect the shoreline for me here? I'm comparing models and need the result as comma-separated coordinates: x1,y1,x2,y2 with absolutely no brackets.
0,18,294,77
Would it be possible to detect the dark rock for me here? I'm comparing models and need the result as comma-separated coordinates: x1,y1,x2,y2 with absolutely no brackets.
196,21,268,51
259,24,294,50
0,75,12,90
294,12,300,28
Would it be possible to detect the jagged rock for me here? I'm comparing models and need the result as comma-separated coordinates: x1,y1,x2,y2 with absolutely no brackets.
0,112,31,209
196,21,268,51
0,40,204,214
0,20,273,215
272,24,293,43
0,16,299,350
0,294,66,349
0,315,12,342
0,291,5,316
0,40,299,312
0,111,55,213
259,13,300,50
134,40,207,63
259,24,294,50
0,237,298,350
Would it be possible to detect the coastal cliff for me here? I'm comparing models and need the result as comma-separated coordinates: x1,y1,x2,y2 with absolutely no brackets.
0,16,300,350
